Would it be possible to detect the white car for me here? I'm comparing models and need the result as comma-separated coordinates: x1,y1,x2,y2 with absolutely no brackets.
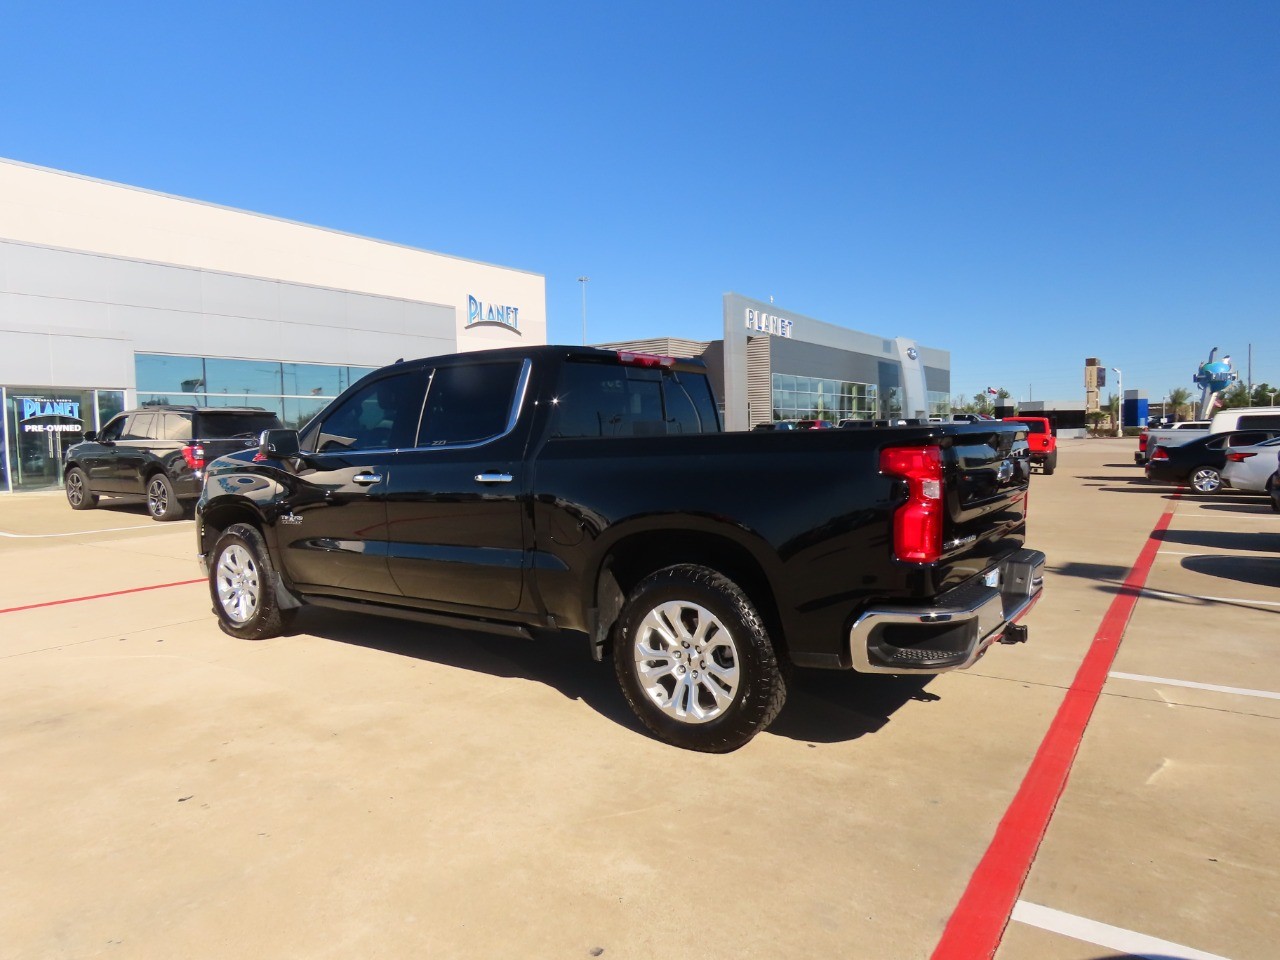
1222,437,1280,493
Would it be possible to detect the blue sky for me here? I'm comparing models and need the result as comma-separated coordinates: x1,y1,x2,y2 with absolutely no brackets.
2,1,1276,405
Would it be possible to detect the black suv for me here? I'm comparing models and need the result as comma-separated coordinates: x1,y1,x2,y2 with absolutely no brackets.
63,406,283,520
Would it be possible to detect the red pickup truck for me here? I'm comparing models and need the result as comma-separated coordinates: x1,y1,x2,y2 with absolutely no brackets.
1004,417,1057,475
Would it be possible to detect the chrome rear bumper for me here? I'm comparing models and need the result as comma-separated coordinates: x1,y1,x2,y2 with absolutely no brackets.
849,549,1046,674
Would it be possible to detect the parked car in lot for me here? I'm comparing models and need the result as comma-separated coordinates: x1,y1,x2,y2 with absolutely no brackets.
752,421,797,431
195,345,1044,752
1145,429,1280,492
1221,436,1280,495
794,419,834,430
1135,421,1211,465
64,406,283,520
1003,416,1057,474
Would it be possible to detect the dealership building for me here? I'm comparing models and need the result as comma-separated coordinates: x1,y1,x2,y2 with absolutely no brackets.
604,293,951,430
0,158,546,493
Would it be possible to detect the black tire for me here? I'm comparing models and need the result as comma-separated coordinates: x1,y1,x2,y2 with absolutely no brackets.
209,523,295,640
1190,467,1221,494
146,473,184,521
1043,452,1057,476
64,467,98,510
612,564,786,752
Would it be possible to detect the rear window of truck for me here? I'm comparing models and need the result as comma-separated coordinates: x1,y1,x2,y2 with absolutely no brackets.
552,362,720,438
195,412,282,439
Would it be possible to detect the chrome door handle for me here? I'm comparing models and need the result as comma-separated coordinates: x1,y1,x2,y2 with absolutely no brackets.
352,473,383,485
475,472,513,484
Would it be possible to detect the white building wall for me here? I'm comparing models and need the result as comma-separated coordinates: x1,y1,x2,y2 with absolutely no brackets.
0,158,546,365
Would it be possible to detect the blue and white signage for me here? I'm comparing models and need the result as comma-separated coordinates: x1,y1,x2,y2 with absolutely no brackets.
19,397,83,434
744,308,793,338
467,295,521,334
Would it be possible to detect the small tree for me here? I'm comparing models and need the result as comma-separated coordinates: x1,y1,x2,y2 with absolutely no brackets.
971,392,993,415
1166,387,1192,421
1218,383,1251,409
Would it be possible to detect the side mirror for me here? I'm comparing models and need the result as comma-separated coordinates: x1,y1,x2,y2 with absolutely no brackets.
258,429,300,459
82,431,98,442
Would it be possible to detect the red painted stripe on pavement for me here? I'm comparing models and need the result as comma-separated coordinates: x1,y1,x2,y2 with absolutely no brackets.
0,578,205,615
932,497,1179,960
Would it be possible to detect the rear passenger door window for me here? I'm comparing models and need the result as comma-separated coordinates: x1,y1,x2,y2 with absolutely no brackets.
416,362,524,447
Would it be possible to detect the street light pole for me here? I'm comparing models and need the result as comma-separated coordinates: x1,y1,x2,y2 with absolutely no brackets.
1112,367,1123,437
577,276,590,346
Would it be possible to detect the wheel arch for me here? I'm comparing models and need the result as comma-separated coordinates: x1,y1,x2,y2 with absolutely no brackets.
591,526,786,665
199,495,272,558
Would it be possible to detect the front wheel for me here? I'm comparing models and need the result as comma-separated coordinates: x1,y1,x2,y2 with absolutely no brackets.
1190,467,1221,493
65,467,98,510
612,564,786,752
146,473,184,521
209,523,295,640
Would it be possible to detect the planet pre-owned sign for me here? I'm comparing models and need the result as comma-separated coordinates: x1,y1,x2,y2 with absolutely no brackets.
744,307,794,338
466,295,521,334
18,397,84,433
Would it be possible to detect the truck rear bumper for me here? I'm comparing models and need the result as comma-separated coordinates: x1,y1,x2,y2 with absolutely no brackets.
848,549,1046,674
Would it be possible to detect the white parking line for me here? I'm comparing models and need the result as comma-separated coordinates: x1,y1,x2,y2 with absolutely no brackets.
1011,900,1232,959
0,524,186,538
1140,587,1280,607
1109,671,1280,701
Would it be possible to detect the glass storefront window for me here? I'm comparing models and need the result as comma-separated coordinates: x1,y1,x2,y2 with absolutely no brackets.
4,387,95,491
136,354,207,395
96,390,125,430
131,355,378,441
204,358,285,400
771,373,878,423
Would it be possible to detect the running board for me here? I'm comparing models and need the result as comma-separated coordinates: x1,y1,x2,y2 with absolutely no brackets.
304,595,536,640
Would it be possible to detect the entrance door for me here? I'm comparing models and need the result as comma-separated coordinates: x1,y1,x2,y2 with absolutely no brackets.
7,390,90,490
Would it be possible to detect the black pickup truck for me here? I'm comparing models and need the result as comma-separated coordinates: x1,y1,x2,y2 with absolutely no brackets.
196,346,1044,751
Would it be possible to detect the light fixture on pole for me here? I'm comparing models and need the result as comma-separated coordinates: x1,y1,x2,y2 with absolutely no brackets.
577,276,590,346
1112,367,1123,437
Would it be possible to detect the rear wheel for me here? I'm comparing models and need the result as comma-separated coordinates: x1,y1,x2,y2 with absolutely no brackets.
1190,467,1221,493
146,473,184,521
612,564,786,753
1043,452,1057,476
65,467,98,510
209,523,295,640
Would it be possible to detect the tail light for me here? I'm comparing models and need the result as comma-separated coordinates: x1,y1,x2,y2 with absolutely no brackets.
1138,431,1148,451
880,445,944,563
181,444,205,472
1150,446,1170,462
1226,451,1256,462
617,351,676,369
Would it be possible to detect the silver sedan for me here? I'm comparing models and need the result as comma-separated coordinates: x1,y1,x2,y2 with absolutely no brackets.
1222,436,1280,493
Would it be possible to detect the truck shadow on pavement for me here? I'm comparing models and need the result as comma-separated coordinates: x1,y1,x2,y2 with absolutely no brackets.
290,608,934,746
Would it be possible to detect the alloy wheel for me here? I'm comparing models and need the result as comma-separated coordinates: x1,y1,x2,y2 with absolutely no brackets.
632,600,740,724
148,478,169,517
67,473,84,506
216,544,261,624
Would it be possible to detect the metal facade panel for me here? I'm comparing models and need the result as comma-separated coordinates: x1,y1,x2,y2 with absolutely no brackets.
200,270,279,321
277,281,350,329
769,336,882,385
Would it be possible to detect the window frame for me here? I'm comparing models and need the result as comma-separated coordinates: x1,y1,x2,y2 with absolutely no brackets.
413,358,532,450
